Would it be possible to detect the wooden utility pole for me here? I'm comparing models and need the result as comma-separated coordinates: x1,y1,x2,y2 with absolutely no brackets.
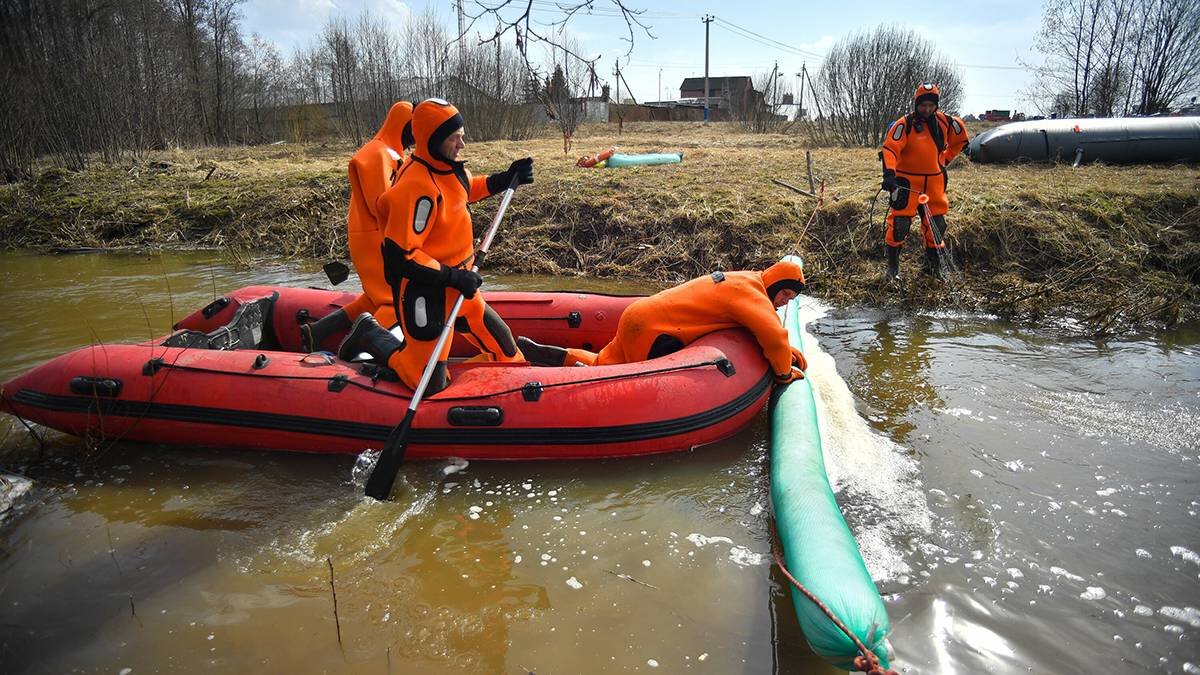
804,65,824,134
455,0,466,65
702,15,713,123
771,61,779,109
615,61,623,134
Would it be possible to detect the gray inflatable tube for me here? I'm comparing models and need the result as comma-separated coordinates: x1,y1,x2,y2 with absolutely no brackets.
966,117,1200,164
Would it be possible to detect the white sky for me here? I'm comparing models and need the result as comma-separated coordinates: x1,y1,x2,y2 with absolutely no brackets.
241,0,1047,116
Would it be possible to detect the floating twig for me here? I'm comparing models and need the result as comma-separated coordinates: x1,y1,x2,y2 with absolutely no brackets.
604,568,658,589
327,556,343,648
106,524,122,574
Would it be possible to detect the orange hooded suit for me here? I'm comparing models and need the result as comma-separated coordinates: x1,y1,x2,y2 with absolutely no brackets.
565,260,808,380
881,84,969,248
341,101,415,322
376,98,522,389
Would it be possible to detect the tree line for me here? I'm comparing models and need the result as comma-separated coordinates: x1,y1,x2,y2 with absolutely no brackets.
1032,0,1200,117
0,0,545,181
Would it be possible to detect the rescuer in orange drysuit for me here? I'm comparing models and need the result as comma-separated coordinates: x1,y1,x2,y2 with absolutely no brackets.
517,259,809,384
301,101,415,352
880,83,969,280
335,98,533,394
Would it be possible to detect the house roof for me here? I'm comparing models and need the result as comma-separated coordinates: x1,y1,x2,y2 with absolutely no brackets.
679,76,752,90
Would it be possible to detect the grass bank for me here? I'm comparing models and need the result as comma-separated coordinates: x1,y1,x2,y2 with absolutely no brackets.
1,122,1197,334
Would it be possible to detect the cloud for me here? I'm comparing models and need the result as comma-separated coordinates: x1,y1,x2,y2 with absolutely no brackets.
242,0,411,52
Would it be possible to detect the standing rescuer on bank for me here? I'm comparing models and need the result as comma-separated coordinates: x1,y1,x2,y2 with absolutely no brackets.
301,100,415,353
336,98,533,394
880,83,969,280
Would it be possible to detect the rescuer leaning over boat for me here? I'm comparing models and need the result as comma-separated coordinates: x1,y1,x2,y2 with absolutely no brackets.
518,259,809,384
301,100,415,353
336,98,533,394
880,83,969,281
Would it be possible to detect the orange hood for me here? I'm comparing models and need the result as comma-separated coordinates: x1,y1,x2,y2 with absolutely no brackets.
411,98,465,169
761,259,806,296
375,101,414,152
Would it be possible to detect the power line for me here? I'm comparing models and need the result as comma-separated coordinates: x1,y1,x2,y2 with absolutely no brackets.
713,17,825,59
527,1,695,20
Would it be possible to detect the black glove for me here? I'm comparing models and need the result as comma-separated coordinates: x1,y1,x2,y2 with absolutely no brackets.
486,157,534,194
445,267,483,299
881,169,896,193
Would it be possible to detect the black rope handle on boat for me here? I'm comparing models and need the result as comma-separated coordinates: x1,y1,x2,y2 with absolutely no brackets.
144,356,743,403
771,541,898,675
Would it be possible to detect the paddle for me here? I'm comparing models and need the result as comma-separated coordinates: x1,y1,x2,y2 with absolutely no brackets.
364,175,521,500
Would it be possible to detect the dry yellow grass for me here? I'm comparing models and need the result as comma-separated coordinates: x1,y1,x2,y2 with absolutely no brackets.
1,121,1197,333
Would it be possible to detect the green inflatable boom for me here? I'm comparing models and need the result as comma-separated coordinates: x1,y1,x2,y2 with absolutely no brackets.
770,265,892,670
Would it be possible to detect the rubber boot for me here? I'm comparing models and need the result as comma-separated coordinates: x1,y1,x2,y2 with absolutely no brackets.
516,336,568,367
923,248,943,278
885,245,902,282
301,308,351,353
337,313,403,363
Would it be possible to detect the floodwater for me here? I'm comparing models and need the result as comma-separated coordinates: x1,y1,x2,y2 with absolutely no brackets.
0,251,1197,674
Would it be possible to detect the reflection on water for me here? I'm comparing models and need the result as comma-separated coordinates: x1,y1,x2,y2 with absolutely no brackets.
859,316,942,442
3,252,1200,673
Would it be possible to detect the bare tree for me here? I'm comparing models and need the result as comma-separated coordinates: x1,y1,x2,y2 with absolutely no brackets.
542,36,594,153
736,69,790,133
461,0,652,81
1032,0,1200,116
1134,0,1200,114
813,26,962,147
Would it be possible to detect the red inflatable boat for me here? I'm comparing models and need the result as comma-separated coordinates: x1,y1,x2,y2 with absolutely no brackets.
0,286,773,459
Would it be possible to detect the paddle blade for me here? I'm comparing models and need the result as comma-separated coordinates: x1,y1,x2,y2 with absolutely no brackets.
364,410,415,500
323,261,350,286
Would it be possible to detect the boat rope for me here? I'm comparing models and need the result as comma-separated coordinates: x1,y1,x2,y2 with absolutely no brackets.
794,180,827,249
145,356,741,403
771,544,898,675
0,388,47,453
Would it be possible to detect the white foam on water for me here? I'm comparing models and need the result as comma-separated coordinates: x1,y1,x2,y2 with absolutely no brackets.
1172,546,1200,566
685,533,734,547
0,474,33,522
790,298,934,583
442,458,469,475
1050,566,1086,582
728,545,768,567
1160,606,1200,628
1081,586,1107,601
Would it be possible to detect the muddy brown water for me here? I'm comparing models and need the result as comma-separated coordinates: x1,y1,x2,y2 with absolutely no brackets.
1,251,1198,674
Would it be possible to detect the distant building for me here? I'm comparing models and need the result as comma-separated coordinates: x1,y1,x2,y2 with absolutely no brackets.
678,76,764,117
679,75,754,101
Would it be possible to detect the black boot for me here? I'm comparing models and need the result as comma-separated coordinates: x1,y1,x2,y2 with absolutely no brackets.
885,245,902,281
301,308,352,353
923,248,943,278
337,313,403,363
516,336,568,367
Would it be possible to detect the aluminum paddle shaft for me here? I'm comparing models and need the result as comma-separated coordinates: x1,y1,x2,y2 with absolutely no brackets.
364,178,520,500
